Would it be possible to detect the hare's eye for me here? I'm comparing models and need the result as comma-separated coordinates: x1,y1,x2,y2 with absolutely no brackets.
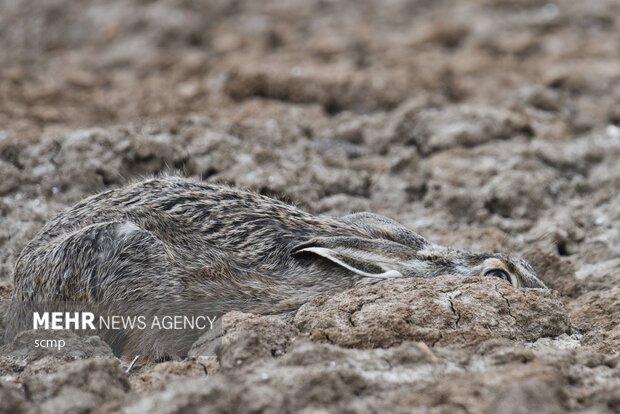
484,268,511,282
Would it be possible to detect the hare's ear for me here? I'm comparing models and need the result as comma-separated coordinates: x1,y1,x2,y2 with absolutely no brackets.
291,237,404,279
341,212,428,250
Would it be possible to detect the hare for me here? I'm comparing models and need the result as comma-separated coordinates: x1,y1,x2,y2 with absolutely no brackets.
6,176,546,358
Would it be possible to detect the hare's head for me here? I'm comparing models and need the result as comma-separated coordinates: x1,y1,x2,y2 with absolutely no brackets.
292,236,547,289
462,253,547,289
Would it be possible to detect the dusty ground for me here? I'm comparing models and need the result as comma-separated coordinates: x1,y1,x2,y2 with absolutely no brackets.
1,0,619,413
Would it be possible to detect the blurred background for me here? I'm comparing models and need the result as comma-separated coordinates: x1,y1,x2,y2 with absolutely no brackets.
2,0,619,130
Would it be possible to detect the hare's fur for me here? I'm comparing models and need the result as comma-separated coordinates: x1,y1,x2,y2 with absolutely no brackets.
7,176,546,357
